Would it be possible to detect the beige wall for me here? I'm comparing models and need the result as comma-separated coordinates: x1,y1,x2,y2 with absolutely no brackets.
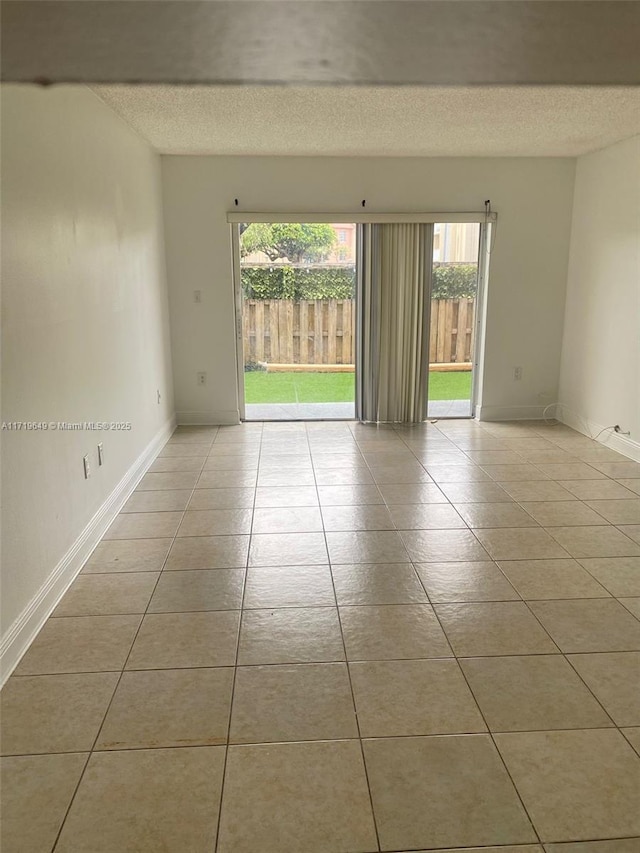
161,155,575,423
1,86,175,678
558,135,640,456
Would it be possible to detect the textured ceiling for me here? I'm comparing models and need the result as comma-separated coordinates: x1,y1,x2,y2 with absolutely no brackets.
92,85,640,157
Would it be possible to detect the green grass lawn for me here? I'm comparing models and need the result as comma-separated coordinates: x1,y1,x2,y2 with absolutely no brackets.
244,370,471,404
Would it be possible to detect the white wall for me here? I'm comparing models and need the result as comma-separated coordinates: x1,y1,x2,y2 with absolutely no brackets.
161,156,575,423
1,86,175,675
558,135,640,454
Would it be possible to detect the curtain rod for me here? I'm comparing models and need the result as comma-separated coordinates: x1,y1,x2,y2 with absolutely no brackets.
226,211,497,224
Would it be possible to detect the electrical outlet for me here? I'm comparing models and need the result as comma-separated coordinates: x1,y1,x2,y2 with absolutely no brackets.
197,371,207,386
97,443,104,466
157,389,162,404
194,290,202,303
514,366,523,381
83,454,91,479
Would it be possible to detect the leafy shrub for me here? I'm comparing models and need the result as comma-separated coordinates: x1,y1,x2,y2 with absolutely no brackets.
432,263,478,299
241,262,478,301
242,266,356,300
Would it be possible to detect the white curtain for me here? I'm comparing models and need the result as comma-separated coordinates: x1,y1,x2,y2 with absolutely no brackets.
356,223,433,423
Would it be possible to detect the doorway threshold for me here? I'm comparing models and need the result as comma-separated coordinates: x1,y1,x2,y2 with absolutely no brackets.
244,402,356,421
244,400,472,421
427,399,472,418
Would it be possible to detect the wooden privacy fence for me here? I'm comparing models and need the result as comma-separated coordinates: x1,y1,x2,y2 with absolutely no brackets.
243,299,354,366
242,298,475,367
429,297,476,366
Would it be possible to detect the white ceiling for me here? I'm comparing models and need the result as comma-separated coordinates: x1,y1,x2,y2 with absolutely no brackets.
92,85,640,158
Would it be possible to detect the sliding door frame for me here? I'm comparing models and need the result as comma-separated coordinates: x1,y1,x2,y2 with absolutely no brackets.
230,224,246,422
228,211,496,422
228,212,496,225
354,223,364,420
468,220,491,419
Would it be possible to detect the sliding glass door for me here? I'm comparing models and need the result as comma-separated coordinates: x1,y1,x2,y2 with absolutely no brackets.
427,222,481,418
231,213,491,424
236,222,356,421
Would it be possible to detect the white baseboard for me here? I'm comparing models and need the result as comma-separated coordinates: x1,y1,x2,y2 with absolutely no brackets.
476,404,556,422
177,409,240,425
556,406,640,463
0,415,176,686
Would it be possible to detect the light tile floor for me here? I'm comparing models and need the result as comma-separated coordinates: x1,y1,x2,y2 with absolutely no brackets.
2,419,640,853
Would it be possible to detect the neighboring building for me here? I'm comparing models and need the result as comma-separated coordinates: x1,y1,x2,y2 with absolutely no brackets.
328,223,357,263
433,222,480,263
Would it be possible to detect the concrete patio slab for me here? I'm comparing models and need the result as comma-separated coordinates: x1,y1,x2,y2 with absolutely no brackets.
244,400,472,421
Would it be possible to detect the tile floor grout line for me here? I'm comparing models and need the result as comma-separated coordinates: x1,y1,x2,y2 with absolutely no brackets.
100,517,639,542
415,535,622,734
11,645,640,682
9,717,638,761
313,423,383,853
212,421,263,853
511,585,627,732
49,426,219,853
424,579,546,847
46,591,638,619
560,653,626,731
1,650,614,681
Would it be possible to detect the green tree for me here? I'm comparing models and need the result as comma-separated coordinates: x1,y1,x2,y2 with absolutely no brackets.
240,223,337,263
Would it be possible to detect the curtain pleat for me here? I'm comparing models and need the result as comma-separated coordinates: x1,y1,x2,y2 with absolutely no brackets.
356,223,433,423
